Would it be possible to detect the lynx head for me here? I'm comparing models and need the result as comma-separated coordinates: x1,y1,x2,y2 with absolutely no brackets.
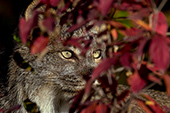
7,0,105,112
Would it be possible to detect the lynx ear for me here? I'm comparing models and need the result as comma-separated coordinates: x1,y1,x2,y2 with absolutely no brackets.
25,0,39,21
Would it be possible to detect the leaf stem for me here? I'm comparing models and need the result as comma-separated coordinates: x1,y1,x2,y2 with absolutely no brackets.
158,0,168,11
167,32,170,36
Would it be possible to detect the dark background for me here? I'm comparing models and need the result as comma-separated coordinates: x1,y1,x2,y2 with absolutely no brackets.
0,0,169,87
0,0,32,85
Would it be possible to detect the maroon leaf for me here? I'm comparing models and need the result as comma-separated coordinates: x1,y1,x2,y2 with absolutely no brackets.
65,37,92,56
120,52,132,68
163,74,170,97
114,2,142,11
136,38,149,56
120,28,142,40
141,94,164,113
137,99,153,113
150,11,168,36
19,11,39,44
0,109,5,112
50,0,60,7
95,0,113,15
95,103,109,113
107,21,125,28
138,64,151,81
148,74,162,85
81,101,98,113
85,58,116,95
129,8,150,20
19,18,28,44
98,75,117,94
84,79,93,95
116,89,130,103
149,35,170,70
42,17,55,32
127,71,146,93
31,36,49,54
67,20,89,33
91,57,116,80
69,90,85,113
65,38,83,48
40,0,60,7
137,97,164,113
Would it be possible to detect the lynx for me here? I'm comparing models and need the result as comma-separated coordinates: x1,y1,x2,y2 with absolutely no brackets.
1,0,170,113
0,0,103,112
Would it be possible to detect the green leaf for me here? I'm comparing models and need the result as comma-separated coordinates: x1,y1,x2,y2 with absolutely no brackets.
13,35,21,43
117,19,134,28
114,10,129,18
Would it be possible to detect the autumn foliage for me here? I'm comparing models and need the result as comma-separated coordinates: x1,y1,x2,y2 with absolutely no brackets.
13,0,170,112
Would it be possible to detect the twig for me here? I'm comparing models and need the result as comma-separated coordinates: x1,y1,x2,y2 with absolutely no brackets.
167,32,170,36
158,0,168,11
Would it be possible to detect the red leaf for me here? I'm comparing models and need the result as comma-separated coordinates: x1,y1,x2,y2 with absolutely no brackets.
136,38,149,56
41,0,60,7
42,17,55,32
163,74,170,97
129,8,150,20
116,89,130,103
85,58,116,95
137,98,164,113
50,0,60,7
150,11,168,36
127,71,146,93
107,21,125,28
0,109,5,112
19,11,39,44
95,0,113,15
95,103,109,113
98,75,117,94
69,90,85,113
91,57,116,80
148,74,162,85
19,18,28,44
65,37,92,56
41,0,49,5
142,94,164,113
84,79,93,95
114,2,142,11
120,52,132,68
67,20,88,33
31,36,49,54
81,101,98,113
137,99,153,113
149,35,170,70
121,28,142,37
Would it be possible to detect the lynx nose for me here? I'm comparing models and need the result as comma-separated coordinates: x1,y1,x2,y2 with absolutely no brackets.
83,68,94,81
88,68,94,76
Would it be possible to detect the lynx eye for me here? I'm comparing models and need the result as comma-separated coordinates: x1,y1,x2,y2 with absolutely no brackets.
93,50,102,59
61,50,73,59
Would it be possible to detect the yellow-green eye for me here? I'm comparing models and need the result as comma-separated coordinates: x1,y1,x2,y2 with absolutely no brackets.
93,50,102,59
61,50,73,59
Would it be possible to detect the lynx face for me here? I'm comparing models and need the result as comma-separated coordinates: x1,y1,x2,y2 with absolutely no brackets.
7,32,104,113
